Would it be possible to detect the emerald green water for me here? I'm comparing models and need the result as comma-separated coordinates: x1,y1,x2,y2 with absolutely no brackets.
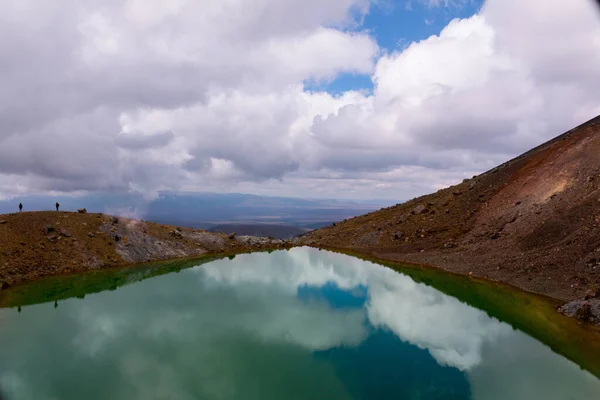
1,247,600,399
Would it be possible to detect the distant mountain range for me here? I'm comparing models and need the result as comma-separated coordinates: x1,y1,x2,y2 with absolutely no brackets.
0,192,395,230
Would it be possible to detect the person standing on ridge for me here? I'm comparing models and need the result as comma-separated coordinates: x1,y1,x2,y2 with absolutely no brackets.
18,203,22,212
56,202,60,211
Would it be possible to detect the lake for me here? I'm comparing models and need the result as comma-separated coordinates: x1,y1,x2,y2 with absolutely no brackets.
1,247,600,399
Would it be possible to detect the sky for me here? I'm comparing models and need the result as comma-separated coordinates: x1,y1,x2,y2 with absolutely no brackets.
0,0,599,201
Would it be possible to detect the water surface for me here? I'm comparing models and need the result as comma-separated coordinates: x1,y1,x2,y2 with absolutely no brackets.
1,248,599,399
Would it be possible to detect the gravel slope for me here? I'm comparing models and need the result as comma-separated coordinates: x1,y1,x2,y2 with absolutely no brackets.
301,115,600,313
0,211,288,288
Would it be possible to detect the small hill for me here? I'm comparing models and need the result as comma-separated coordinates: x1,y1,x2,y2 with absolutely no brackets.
208,224,309,239
0,211,287,288
301,115,600,305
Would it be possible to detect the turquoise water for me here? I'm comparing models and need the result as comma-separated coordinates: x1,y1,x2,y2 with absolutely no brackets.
1,248,600,399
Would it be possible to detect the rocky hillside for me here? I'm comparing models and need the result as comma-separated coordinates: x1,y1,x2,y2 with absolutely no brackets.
0,211,287,289
301,115,600,315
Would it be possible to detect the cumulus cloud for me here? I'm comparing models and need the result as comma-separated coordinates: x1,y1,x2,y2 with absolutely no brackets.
0,0,598,200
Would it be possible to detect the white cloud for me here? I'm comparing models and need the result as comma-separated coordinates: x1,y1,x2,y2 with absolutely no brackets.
0,0,598,200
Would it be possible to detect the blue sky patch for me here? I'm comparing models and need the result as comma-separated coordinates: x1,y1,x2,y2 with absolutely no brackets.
304,72,374,95
362,1,484,53
311,0,484,94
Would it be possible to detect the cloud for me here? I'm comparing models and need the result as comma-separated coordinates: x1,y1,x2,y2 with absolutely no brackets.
0,0,598,200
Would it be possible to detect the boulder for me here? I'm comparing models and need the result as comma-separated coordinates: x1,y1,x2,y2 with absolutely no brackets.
77,208,87,214
559,298,600,324
111,216,119,224
0,220,7,224
44,224,55,234
394,231,404,240
576,302,593,321
412,205,428,215
170,228,183,238
228,232,237,239
59,228,72,238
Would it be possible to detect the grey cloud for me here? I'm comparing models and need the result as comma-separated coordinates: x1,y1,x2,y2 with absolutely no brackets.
0,0,598,201
115,131,175,150
0,0,376,197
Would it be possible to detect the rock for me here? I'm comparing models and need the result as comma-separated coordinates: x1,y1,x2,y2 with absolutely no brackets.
228,232,236,239
452,190,462,196
412,205,428,215
44,224,55,234
87,232,95,238
397,216,405,224
0,220,7,224
444,242,457,249
114,234,121,242
77,208,87,214
170,229,183,238
59,228,72,238
394,232,404,240
47,235,58,243
111,216,119,224
559,298,600,324
577,303,593,321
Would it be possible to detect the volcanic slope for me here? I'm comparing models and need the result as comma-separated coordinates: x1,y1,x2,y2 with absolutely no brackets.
0,211,287,288
301,115,600,302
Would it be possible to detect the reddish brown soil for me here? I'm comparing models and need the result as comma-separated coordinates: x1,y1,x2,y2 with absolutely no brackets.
301,115,600,302
0,211,287,288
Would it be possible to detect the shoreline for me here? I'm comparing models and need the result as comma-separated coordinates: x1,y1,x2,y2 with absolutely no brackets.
1,210,599,326
3,244,600,379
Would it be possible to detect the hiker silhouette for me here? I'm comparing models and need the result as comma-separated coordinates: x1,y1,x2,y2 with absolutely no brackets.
18,203,22,212
56,202,60,211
